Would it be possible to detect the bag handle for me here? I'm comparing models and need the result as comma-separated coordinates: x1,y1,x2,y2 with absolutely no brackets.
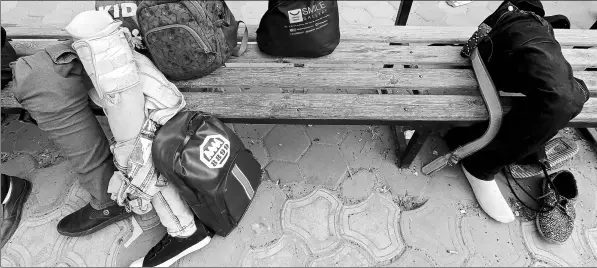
231,21,248,57
185,111,211,135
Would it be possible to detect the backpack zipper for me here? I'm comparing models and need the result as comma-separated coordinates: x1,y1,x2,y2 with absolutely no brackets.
145,24,213,56
183,1,219,52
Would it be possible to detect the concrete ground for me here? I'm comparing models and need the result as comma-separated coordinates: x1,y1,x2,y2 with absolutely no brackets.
1,1,597,267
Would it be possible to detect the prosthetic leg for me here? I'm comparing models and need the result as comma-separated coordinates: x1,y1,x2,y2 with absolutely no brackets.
422,48,515,223
422,48,503,176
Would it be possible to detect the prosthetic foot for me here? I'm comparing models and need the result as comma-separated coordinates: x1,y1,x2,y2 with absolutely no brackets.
462,166,515,223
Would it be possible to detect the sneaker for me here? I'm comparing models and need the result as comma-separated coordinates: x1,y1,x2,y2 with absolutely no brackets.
536,170,578,244
1,175,32,248
130,220,213,267
57,203,133,237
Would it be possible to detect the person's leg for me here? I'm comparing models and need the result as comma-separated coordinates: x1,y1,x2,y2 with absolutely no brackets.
461,2,588,179
1,174,8,201
446,0,588,222
10,45,133,236
130,184,213,267
11,55,116,209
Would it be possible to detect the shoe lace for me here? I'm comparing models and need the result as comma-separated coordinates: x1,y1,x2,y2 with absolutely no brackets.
147,234,173,259
505,162,564,214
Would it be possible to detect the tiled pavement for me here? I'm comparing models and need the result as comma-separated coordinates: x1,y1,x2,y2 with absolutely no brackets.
2,1,597,267
1,1,597,28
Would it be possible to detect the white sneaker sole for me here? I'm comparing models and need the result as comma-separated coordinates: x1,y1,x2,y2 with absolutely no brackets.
130,236,211,267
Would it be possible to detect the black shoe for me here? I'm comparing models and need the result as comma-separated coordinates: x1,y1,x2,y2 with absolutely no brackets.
57,203,133,237
130,220,214,267
1,176,32,248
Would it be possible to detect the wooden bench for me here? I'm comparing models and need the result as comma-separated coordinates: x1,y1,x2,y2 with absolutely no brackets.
2,24,597,168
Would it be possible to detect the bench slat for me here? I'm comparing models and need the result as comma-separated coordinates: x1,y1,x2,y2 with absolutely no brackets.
231,43,597,68
3,91,594,126
174,68,597,95
2,66,594,95
5,25,597,46
11,40,597,69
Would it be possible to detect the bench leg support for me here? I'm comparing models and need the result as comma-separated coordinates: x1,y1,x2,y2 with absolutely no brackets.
395,126,431,169
395,0,414,26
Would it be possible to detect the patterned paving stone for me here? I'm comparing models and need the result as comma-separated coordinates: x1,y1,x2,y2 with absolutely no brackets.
341,169,376,202
179,181,287,266
423,169,477,202
386,248,435,267
305,125,351,145
309,243,371,267
298,143,347,189
1,214,66,266
375,161,431,197
571,167,597,229
9,122,54,155
369,18,396,26
264,125,310,163
438,0,469,16
341,6,373,25
521,221,587,266
339,193,404,264
1,120,26,153
63,221,131,266
445,13,481,27
240,1,268,22
266,161,304,185
486,0,502,12
340,126,393,170
0,153,38,177
234,124,274,140
400,198,469,266
240,137,269,167
587,227,597,259
365,2,397,20
415,2,447,23
241,180,288,249
41,1,76,25
282,189,341,254
17,1,59,17
340,1,373,9
103,215,165,267
461,216,531,267
21,162,89,218
241,235,310,267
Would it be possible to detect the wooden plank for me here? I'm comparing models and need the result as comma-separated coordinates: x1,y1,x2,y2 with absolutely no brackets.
11,40,597,69
5,24,597,46
2,61,595,95
172,68,473,91
232,44,597,68
3,91,596,126
172,68,597,94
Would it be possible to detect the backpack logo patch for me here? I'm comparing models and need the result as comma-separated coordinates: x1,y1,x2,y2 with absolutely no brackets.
200,135,231,169
288,9,303,24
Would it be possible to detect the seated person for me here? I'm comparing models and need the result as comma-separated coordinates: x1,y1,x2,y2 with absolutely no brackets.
445,0,588,228
7,9,211,267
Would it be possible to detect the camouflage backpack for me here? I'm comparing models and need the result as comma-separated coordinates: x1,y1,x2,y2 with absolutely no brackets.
136,0,248,81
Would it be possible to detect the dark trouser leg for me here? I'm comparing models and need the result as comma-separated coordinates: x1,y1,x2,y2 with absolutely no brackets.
445,0,588,180
454,96,583,180
10,58,116,209
1,174,8,202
